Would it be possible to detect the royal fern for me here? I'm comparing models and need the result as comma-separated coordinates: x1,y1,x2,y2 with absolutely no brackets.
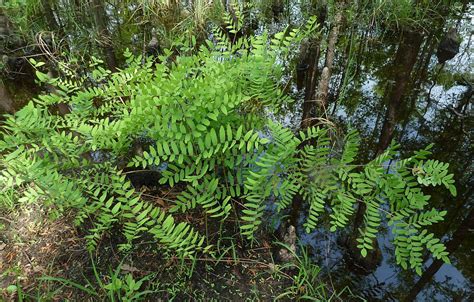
0,15,456,275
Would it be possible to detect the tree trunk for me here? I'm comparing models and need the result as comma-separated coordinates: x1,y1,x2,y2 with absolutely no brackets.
0,83,14,114
403,207,474,301
347,30,423,273
42,0,61,33
331,27,355,116
300,2,327,129
300,40,322,129
398,35,436,142
358,31,423,221
376,30,423,154
301,1,345,128
91,0,117,72
314,7,344,109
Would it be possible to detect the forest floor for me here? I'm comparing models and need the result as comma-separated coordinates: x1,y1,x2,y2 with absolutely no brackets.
0,201,307,301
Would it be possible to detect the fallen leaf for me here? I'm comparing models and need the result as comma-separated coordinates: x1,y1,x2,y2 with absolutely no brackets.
121,264,140,273
155,197,166,207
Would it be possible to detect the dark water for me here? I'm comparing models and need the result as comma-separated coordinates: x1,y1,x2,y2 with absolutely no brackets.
252,2,473,300
273,5,474,301
2,2,473,301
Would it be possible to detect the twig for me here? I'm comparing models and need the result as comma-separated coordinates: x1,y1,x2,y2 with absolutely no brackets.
0,216,14,224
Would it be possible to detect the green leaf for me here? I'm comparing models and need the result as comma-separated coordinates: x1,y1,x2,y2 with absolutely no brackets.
208,112,218,121
236,125,243,140
449,185,457,197
219,126,226,142
210,128,218,145
35,70,50,82
111,203,121,214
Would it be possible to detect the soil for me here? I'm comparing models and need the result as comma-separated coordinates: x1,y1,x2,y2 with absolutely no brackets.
0,197,299,301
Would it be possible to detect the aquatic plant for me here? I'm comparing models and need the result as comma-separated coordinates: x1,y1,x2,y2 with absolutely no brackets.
0,16,456,276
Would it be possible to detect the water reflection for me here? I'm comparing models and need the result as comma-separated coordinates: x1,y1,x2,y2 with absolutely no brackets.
255,1,473,300
1,1,472,300
299,4,474,301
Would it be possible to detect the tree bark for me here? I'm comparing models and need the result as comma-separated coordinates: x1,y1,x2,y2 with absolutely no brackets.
403,207,474,301
347,30,423,273
0,82,14,114
357,31,423,221
376,30,423,154
398,34,436,142
331,27,355,115
300,40,322,129
42,0,61,33
301,1,345,128
91,0,117,72
300,3,327,129
315,7,343,109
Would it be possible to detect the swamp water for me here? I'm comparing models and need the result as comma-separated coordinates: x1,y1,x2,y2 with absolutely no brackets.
1,3,472,301
265,5,473,301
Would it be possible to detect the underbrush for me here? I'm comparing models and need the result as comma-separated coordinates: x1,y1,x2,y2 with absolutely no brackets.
0,13,457,302
1,202,361,301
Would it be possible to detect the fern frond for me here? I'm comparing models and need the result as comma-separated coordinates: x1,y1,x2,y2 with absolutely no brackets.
414,160,456,196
